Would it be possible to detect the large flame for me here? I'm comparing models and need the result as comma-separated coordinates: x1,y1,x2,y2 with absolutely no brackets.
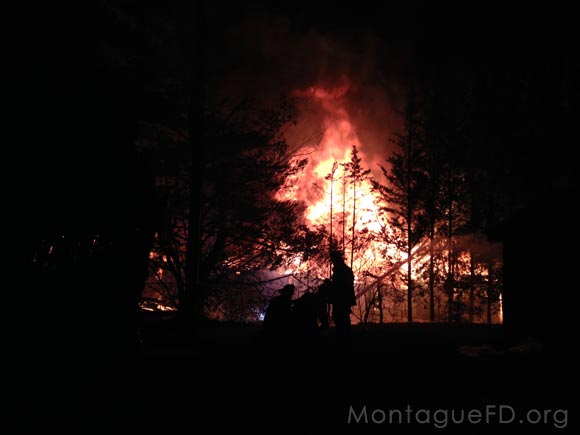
279,81,391,277
276,82,502,324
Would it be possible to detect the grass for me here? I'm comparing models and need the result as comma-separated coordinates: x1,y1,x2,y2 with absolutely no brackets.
46,315,575,434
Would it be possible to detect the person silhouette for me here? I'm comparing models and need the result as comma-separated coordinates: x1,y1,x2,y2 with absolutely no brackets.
292,285,329,335
329,251,356,339
263,284,295,336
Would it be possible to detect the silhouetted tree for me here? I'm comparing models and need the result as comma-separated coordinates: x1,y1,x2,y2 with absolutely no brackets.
438,163,470,321
484,260,502,324
181,0,207,324
325,161,339,267
148,101,315,319
17,2,165,402
422,125,444,321
341,165,347,252
343,145,371,269
373,92,426,323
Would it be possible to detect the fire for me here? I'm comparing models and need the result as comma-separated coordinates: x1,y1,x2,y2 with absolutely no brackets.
143,79,503,323
285,81,366,223
276,82,503,323
280,81,388,276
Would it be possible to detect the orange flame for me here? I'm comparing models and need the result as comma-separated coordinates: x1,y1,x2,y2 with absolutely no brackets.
280,81,390,276
276,82,501,323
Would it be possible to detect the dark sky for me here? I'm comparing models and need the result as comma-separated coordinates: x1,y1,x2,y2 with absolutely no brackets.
206,1,577,59
12,1,579,206
200,1,579,98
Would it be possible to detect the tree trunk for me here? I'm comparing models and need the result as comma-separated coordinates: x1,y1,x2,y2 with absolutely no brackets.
446,273,454,322
342,169,346,253
329,173,334,278
377,283,383,324
469,253,475,323
329,179,333,253
174,259,186,311
487,295,492,324
406,104,414,324
350,181,356,269
363,292,370,323
487,262,493,324
428,223,435,322
407,242,413,323
446,170,454,322
182,0,206,324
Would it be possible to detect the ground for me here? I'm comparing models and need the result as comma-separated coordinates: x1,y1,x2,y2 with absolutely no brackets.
50,315,576,434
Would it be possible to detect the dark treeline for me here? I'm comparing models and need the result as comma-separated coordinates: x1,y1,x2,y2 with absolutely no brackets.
15,2,318,393
14,4,165,404
412,4,579,339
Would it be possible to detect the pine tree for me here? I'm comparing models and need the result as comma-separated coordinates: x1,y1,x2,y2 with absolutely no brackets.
372,92,426,323
343,145,371,269
325,161,339,277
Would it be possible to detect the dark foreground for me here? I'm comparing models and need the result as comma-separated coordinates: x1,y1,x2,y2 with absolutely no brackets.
34,315,576,434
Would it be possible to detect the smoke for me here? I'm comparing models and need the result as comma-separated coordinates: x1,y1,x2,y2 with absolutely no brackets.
208,11,405,180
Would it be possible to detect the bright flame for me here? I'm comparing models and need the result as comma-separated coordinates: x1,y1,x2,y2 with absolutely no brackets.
276,81,502,323
279,81,391,279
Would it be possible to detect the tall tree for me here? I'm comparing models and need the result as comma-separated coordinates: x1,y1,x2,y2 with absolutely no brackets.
148,102,314,318
170,0,207,324
341,165,347,253
343,145,371,269
422,111,444,322
420,71,472,322
439,164,470,321
325,161,339,261
17,2,167,400
373,92,426,323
